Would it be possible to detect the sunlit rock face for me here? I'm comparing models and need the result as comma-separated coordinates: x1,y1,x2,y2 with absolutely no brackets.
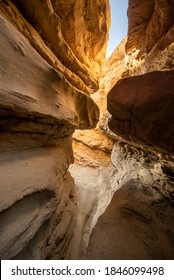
0,0,110,259
101,37,127,96
10,0,110,93
125,0,174,75
72,37,126,168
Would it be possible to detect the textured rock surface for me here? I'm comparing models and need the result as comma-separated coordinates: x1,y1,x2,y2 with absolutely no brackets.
106,1,174,154
107,70,174,154
72,37,126,167
2,0,174,261
0,12,99,130
0,0,109,259
125,0,174,75
101,37,127,96
7,0,110,93
86,182,174,260
82,0,174,261
87,0,174,261
85,142,174,259
71,0,174,261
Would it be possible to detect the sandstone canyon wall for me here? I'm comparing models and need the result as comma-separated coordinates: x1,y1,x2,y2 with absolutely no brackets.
72,37,126,168
0,0,110,259
69,35,127,259
1,0,174,261
86,0,174,259
125,0,174,75
108,0,174,155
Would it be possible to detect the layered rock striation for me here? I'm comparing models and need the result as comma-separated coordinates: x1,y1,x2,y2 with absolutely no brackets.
0,0,110,259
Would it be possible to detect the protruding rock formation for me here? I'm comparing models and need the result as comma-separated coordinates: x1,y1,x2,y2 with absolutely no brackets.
1,0,174,261
107,70,174,154
7,0,110,93
107,0,174,154
86,0,174,260
0,0,110,259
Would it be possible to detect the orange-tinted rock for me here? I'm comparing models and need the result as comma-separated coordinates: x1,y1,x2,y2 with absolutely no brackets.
9,0,110,93
126,0,173,54
72,37,127,167
107,70,174,153
0,0,110,259
125,0,174,75
101,37,127,99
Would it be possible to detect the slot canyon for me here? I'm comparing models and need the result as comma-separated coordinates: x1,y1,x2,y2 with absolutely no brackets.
0,0,174,260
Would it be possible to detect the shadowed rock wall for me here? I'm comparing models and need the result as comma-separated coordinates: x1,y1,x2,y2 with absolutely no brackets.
107,0,174,155
86,0,174,260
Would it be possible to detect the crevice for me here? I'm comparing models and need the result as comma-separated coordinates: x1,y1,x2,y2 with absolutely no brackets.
1,0,174,261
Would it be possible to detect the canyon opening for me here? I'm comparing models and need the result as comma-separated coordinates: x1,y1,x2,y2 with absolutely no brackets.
0,0,174,261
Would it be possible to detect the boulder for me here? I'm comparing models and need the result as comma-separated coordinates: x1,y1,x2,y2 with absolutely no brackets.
107,70,174,154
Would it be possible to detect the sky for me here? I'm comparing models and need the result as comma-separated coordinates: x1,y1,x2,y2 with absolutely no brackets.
106,0,128,57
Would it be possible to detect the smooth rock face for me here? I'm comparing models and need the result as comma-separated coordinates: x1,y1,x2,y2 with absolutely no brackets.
126,0,174,54
0,142,77,260
0,0,109,259
86,182,174,260
107,70,174,154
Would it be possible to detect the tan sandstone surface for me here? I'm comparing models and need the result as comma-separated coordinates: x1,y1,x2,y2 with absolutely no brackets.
0,0,110,259
1,0,174,261
72,36,126,167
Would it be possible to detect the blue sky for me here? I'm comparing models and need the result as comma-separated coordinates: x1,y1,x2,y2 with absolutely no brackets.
106,0,128,57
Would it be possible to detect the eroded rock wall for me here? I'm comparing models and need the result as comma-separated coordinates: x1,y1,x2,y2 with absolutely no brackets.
72,37,126,167
125,0,174,75
0,0,110,259
86,0,174,260
85,142,174,260
107,0,174,155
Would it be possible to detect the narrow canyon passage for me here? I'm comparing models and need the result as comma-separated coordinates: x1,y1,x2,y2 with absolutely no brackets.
69,164,102,259
69,158,119,259
0,0,174,260
69,141,174,260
